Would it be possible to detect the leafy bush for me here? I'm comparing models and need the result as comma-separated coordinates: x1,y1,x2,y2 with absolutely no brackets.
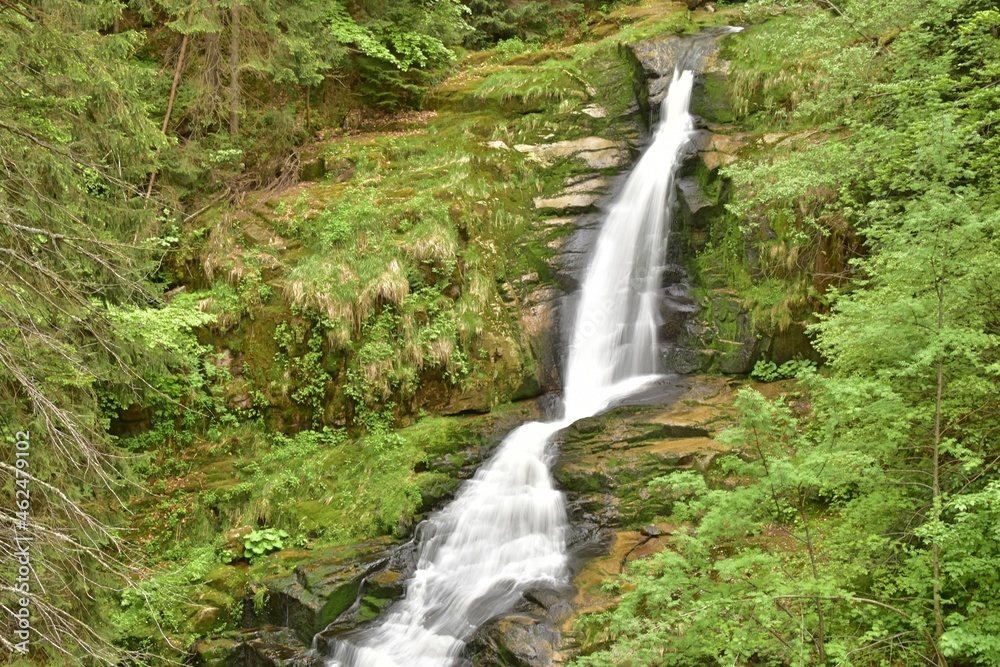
750,357,816,382
243,528,290,559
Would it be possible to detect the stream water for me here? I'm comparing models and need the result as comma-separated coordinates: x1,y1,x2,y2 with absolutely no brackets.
326,67,698,667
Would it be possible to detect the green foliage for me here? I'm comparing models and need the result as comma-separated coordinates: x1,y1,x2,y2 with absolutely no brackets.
111,548,218,647
328,1,465,72
750,357,816,382
462,0,583,48
0,0,698,662
0,0,181,661
272,318,331,417
475,64,590,111
243,528,290,558
577,2,1000,666
574,386,935,667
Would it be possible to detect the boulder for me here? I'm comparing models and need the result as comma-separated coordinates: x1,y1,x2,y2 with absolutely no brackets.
700,149,738,171
468,614,560,667
677,176,715,229
190,628,324,667
246,541,395,644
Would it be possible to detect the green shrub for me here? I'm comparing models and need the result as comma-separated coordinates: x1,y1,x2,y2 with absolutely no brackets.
750,357,816,382
243,528,290,559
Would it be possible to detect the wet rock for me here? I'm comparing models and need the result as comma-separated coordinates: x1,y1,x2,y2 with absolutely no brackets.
522,588,575,625
629,35,691,104
468,614,559,667
677,176,715,229
244,627,322,667
521,287,561,394
660,288,700,339
191,636,243,667
660,262,688,287
628,32,728,109
555,399,723,529
661,345,710,375
639,524,662,537
710,298,762,375
580,104,608,118
552,226,599,286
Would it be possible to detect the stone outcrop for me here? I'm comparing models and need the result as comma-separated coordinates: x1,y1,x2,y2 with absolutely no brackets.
514,137,628,169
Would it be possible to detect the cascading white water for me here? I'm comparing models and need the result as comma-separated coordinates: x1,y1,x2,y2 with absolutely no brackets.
327,68,697,667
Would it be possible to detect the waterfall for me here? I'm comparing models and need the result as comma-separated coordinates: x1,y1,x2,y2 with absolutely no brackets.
326,68,698,667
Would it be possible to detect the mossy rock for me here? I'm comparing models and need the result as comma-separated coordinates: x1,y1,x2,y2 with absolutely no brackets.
415,470,462,511
692,69,735,124
468,613,559,667
247,540,396,643
190,635,243,667
191,627,323,667
555,398,722,529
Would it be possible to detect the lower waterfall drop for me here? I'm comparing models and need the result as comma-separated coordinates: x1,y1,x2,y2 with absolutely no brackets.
327,68,698,667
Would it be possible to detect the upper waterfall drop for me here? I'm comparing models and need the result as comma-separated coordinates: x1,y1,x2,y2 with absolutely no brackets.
326,68,698,667
562,68,696,421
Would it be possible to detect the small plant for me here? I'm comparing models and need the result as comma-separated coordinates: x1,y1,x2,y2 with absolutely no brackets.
243,528,289,559
751,358,817,382
253,586,270,614
492,37,532,61
751,360,780,382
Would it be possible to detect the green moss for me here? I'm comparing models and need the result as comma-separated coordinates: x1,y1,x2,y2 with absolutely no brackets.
318,580,364,627
692,70,735,124
398,414,485,457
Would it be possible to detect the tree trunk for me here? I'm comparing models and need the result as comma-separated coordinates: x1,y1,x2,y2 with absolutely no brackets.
199,0,222,132
800,493,827,664
932,279,946,664
229,2,240,136
146,32,189,198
